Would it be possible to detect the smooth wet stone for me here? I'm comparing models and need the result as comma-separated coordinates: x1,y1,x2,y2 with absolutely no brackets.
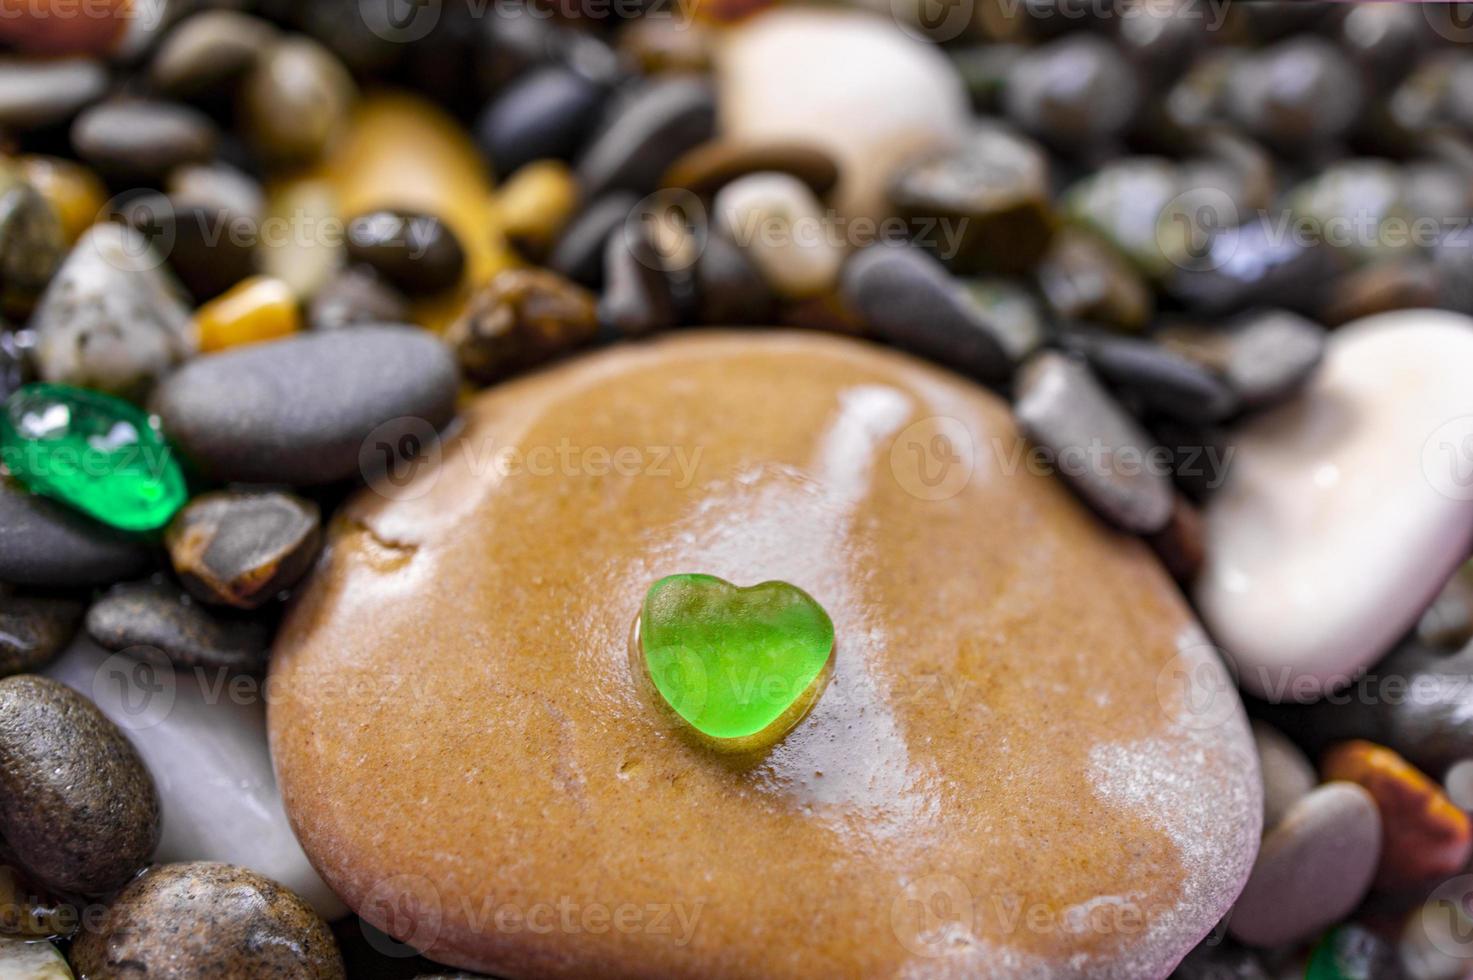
0,594,81,676
840,244,1013,382
151,326,457,486
1196,311,1473,701
31,224,193,398
192,276,300,353
1064,158,1190,282
45,639,345,918
598,226,677,337
1037,229,1153,332
661,139,839,200
150,10,277,98
0,164,64,319
718,9,968,220
243,37,356,166
166,491,321,609
576,78,715,199
1156,310,1326,411
150,163,265,302
0,57,106,129
1,383,187,532
1289,161,1413,269
0,478,154,587
497,160,580,261
448,268,598,385
71,101,218,183
1167,214,1336,318
18,156,104,247
1225,38,1363,153
1418,561,1473,649
258,178,343,301
714,172,843,301
696,229,774,326
346,210,466,297
1251,720,1315,833
476,66,609,179
1014,351,1175,535
86,580,272,675
1228,783,1381,948
1063,330,1238,425
0,675,159,896
70,862,344,979
270,330,1260,978
1321,259,1442,328
890,124,1054,276
0,938,70,979
1003,35,1141,153
548,192,637,289
308,268,410,332
1323,740,1473,892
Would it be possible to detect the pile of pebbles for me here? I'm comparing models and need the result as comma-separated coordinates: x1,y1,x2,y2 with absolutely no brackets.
0,0,1470,977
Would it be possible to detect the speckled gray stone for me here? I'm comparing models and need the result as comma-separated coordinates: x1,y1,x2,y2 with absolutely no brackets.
70,862,345,979
86,580,273,674
0,675,159,895
150,326,458,485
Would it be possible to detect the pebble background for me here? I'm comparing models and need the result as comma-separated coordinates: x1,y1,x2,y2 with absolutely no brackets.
0,0,1468,978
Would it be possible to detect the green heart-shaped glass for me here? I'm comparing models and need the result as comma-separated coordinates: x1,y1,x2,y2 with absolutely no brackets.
640,574,835,742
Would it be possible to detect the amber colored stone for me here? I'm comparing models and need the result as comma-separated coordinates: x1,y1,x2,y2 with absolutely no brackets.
17,157,105,246
1322,740,1473,891
496,160,579,260
0,0,128,55
192,276,299,353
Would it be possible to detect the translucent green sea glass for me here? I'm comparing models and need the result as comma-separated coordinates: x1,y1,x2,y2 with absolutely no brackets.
0,383,186,532
640,574,834,741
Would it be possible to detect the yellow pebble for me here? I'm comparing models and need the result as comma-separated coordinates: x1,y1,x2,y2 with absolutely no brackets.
497,160,579,257
18,155,105,245
193,276,301,353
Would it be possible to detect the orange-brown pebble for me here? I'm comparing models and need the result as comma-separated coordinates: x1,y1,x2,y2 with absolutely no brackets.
192,276,300,353
1322,740,1473,891
18,156,105,245
0,0,129,55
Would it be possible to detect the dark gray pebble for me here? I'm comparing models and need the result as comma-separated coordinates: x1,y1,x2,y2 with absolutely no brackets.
149,10,277,98
1013,351,1174,534
549,192,637,289
1063,328,1238,424
86,579,273,675
598,226,677,338
476,66,609,179
576,78,716,199
345,210,466,297
71,100,219,182
1165,216,1335,317
150,326,458,485
840,244,1013,383
0,594,82,676
1156,309,1325,410
165,491,321,610
697,229,773,326
1170,938,1269,980
70,862,345,979
0,675,159,895
1002,35,1140,152
0,478,155,588
1225,38,1362,153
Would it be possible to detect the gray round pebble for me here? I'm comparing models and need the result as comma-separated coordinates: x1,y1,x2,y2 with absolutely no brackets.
0,478,155,588
576,78,716,199
0,57,107,129
1251,720,1316,833
150,325,458,485
71,100,219,182
85,579,273,675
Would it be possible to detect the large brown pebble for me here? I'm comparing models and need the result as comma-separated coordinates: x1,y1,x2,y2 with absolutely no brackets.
166,491,321,609
0,675,159,896
70,862,345,979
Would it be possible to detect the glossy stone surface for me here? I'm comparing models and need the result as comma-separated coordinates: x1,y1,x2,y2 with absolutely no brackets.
641,574,834,741
1196,311,1473,701
271,331,1259,978
718,9,968,220
192,276,300,353
0,477,154,587
0,384,186,532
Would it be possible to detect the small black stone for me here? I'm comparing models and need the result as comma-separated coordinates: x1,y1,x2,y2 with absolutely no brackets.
476,66,609,179
345,210,466,297
86,579,273,675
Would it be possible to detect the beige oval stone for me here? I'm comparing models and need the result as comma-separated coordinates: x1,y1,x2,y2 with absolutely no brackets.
717,9,968,221
270,332,1260,979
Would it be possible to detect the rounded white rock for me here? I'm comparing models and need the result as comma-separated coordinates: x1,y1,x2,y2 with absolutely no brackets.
1197,310,1473,702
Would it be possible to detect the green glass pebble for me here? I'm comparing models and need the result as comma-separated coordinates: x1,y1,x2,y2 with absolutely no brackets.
640,574,834,742
1305,925,1398,980
0,383,186,532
